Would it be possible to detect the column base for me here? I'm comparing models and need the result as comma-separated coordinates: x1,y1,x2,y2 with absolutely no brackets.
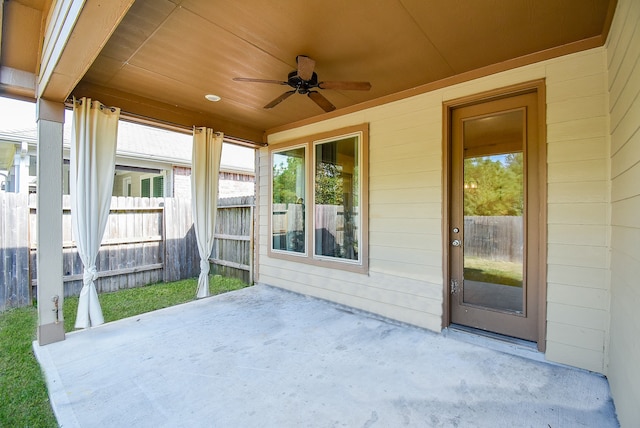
38,322,65,346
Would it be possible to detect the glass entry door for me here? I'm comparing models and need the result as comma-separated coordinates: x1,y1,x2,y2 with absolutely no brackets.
449,91,542,344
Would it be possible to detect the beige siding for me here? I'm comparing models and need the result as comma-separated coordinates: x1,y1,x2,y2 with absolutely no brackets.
541,48,610,374
260,46,612,372
605,0,640,426
263,98,445,332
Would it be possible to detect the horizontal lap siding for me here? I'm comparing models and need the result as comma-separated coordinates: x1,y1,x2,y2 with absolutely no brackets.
605,0,640,426
261,46,613,373
545,48,610,373
263,98,444,331
258,261,442,329
368,100,442,306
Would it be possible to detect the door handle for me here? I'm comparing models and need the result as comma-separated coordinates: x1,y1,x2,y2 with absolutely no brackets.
452,239,461,247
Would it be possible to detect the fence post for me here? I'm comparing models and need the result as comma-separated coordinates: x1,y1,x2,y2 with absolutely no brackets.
249,205,254,284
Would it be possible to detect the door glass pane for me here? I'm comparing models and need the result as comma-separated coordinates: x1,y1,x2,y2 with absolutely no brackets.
272,147,306,253
314,135,359,261
462,111,524,313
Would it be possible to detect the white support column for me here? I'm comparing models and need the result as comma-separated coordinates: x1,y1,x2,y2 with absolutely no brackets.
164,169,173,197
15,141,30,194
36,99,65,345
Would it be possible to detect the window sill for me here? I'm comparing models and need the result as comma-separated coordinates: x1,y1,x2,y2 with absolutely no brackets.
267,250,369,275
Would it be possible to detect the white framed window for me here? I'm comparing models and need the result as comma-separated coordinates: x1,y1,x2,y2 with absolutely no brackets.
313,133,361,264
271,144,308,255
123,177,132,196
269,124,368,273
140,174,164,197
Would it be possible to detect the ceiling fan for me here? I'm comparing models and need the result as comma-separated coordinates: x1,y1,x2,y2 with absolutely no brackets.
233,55,372,112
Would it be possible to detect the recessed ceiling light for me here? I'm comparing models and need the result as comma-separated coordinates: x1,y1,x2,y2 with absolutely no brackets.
205,94,221,102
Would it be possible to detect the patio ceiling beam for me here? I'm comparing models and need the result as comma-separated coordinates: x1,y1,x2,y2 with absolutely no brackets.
0,67,36,99
38,0,134,102
0,0,40,99
72,81,266,144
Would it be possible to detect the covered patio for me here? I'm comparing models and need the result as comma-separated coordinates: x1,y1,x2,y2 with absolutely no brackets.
34,285,617,427
3,0,639,425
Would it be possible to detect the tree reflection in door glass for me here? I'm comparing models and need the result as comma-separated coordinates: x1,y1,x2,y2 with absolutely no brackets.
464,154,523,217
463,153,524,312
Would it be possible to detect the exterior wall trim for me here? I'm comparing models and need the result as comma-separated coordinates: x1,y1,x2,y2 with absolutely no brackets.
267,123,370,275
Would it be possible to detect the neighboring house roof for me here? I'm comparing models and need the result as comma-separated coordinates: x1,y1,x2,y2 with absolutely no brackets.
0,120,255,174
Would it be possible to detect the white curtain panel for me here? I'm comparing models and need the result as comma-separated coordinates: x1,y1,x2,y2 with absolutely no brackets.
191,127,223,298
70,98,120,329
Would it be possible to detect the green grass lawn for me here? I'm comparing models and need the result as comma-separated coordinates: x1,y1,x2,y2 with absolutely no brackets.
0,306,57,427
0,276,249,427
63,275,246,332
464,257,523,287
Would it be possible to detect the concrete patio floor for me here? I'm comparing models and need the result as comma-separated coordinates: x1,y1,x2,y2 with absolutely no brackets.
34,285,618,427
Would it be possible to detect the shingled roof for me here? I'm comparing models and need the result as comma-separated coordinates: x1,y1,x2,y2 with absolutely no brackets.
0,120,254,173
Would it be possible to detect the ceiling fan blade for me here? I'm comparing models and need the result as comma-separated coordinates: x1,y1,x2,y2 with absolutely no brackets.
233,77,288,85
308,91,336,112
296,55,316,81
264,90,295,109
318,81,372,91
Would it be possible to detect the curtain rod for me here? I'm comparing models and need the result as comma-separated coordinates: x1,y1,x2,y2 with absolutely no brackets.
67,97,117,113
64,98,267,148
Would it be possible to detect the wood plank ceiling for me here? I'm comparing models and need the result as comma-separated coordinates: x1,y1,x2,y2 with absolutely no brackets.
1,0,616,142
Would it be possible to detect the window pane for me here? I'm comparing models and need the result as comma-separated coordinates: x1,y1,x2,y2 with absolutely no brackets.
153,175,164,197
314,136,359,261
141,178,150,197
272,147,305,253
29,155,36,176
463,153,524,313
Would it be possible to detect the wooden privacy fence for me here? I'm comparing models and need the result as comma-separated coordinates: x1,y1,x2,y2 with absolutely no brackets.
0,193,30,309
272,203,359,256
210,198,254,284
31,196,170,298
0,193,254,311
464,216,523,262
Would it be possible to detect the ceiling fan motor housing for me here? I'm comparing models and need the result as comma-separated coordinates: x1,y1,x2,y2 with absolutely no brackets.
288,70,318,94
233,56,370,112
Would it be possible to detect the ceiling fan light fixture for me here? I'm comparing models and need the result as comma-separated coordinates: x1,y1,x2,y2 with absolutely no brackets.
233,55,371,112
205,94,221,102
